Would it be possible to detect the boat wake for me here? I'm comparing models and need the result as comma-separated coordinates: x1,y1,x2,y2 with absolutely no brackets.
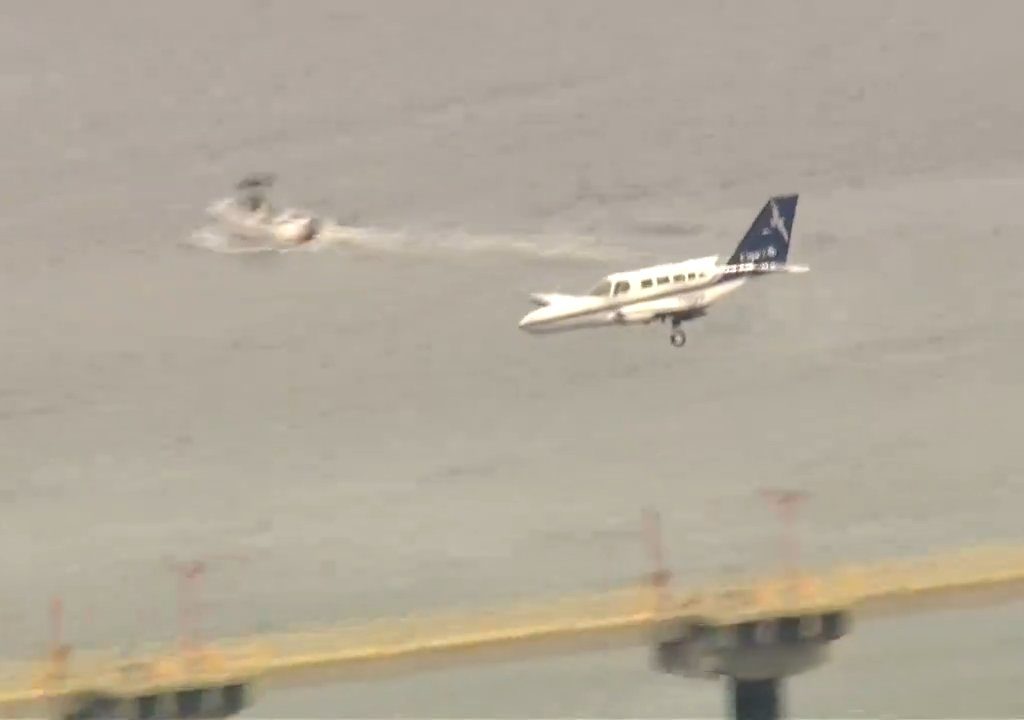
184,223,636,264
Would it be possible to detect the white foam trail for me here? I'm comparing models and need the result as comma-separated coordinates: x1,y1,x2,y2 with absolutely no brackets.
182,225,406,256
183,227,276,255
422,229,635,262
183,223,638,263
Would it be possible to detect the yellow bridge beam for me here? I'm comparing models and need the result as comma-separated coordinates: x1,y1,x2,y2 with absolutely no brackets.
3,544,1024,717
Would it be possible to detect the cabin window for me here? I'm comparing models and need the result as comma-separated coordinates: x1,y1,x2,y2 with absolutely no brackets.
657,276,669,285
613,281,630,295
640,279,653,289
673,274,684,282
588,281,612,297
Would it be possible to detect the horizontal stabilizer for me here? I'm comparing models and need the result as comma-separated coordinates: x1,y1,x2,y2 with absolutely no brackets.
720,261,810,276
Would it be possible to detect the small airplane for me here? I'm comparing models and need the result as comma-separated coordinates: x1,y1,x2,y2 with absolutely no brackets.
517,194,808,347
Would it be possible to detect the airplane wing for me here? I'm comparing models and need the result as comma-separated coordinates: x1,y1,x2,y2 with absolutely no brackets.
529,293,578,307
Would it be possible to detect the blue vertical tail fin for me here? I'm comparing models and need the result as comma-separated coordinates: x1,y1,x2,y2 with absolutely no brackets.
726,194,798,267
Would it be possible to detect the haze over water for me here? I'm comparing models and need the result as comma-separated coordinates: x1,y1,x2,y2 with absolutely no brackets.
2,1,1024,716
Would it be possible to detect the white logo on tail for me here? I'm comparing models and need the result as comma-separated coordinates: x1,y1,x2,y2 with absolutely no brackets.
767,199,790,244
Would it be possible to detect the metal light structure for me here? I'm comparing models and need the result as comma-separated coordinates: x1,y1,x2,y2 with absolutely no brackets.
641,506,671,613
164,553,249,654
47,595,70,680
759,489,809,581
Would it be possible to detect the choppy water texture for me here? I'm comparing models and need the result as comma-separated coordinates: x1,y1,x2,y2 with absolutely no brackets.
3,1,1024,717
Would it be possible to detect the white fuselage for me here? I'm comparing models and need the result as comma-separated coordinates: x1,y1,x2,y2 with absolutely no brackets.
518,255,751,333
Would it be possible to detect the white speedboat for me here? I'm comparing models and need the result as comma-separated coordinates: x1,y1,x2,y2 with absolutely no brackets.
201,173,349,248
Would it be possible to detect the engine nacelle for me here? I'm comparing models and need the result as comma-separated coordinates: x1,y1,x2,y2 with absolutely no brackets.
612,309,658,325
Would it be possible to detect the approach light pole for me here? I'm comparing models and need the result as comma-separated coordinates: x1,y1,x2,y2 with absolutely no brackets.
642,506,671,612
759,488,809,587
164,553,249,654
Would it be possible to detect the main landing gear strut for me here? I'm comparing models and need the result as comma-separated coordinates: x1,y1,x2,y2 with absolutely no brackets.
669,318,687,347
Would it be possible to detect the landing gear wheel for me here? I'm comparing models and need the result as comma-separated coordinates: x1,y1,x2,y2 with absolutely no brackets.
670,329,687,347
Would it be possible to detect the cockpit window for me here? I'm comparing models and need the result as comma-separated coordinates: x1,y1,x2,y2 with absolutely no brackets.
613,281,630,295
589,281,612,297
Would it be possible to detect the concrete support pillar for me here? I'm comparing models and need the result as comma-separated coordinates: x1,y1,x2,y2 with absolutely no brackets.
729,677,782,720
